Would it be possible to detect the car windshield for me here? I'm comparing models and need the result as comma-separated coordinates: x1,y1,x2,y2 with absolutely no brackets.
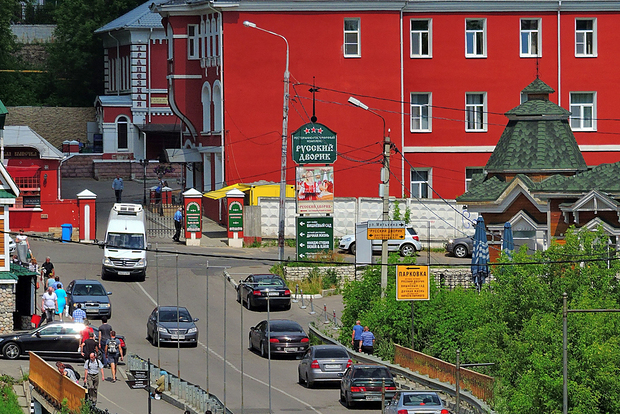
353,367,391,378
269,322,303,332
106,232,144,249
74,284,107,296
403,393,441,406
159,309,192,323
315,348,349,358
255,277,285,287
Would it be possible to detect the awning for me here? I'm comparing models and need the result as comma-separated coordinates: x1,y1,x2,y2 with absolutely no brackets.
203,184,251,200
165,148,202,163
6,165,40,178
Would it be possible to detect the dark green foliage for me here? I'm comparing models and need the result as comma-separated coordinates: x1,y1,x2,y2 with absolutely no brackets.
0,375,21,414
340,226,620,413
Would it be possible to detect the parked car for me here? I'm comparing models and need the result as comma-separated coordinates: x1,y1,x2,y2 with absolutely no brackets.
340,364,397,408
249,319,309,357
236,274,291,311
445,236,474,258
339,227,422,256
0,321,126,360
298,345,351,387
66,279,112,319
146,306,199,347
384,390,450,414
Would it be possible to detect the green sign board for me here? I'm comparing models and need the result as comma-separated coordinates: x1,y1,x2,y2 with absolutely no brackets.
291,122,337,165
185,202,201,232
228,201,243,232
296,216,334,259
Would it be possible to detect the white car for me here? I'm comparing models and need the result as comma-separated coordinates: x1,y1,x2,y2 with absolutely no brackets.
339,226,422,256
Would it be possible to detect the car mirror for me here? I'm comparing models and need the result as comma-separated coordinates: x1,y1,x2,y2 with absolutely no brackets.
107,292,112,295
35,332,41,338
193,318,199,322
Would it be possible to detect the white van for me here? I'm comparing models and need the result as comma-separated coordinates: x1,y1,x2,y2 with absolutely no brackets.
101,203,147,280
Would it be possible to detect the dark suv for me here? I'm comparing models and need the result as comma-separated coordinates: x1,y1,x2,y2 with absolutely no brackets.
339,364,396,408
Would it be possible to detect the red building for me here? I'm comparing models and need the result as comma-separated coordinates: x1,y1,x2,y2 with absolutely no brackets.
104,0,620,200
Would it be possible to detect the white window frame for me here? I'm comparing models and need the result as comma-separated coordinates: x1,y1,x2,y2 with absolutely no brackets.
411,169,431,199
344,18,361,58
188,24,199,60
575,18,596,57
465,167,483,192
570,92,596,131
410,93,431,132
465,18,486,58
410,19,432,58
116,116,129,150
167,23,173,60
213,80,222,132
465,92,487,132
201,82,212,133
520,18,541,57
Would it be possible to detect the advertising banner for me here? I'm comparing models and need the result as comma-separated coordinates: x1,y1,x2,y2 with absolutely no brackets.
291,122,337,164
296,166,334,214
296,216,334,259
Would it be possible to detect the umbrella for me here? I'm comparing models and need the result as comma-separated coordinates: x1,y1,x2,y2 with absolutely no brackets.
471,216,490,291
502,222,514,258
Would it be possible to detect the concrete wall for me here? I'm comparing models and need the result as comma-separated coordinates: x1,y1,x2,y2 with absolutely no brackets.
11,25,55,43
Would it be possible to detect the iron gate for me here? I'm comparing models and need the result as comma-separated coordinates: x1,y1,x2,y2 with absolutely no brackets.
146,195,183,239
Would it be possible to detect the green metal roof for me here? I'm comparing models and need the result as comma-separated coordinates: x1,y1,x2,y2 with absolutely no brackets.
521,78,555,94
457,175,509,202
0,271,17,281
0,189,16,199
533,162,620,194
10,263,37,277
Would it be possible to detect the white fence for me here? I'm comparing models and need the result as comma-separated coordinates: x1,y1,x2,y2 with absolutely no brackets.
258,197,478,247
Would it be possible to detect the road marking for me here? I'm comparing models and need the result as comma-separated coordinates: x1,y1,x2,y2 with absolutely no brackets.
135,282,323,414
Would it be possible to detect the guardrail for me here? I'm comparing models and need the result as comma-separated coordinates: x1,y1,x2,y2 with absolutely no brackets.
28,352,86,412
126,354,230,414
308,324,495,414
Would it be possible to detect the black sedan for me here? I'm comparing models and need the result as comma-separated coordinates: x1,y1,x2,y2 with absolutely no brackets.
340,364,397,408
146,306,199,347
66,279,112,319
236,274,291,311
249,319,309,357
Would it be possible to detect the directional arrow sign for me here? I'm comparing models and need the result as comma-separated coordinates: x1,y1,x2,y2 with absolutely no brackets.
296,216,333,260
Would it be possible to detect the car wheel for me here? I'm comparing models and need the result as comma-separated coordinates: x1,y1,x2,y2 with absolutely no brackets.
236,290,241,303
151,332,158,346
2,342,20,360
340,389,345,403
146,329,152,342
248,334,253,351
260,341,267,358
400,243,416,257
298,369,305,385
345,392,354,408
246,296,252,311
306,376,314,388
282,302,291,311
349,242,356,255
101,267,108,280
454,244,468,258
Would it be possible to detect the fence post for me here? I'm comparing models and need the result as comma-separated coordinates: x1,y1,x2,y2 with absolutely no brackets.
323,304,329,324
300,289,306,309
292,284,299,303
333,310,338,330
309,297,316,314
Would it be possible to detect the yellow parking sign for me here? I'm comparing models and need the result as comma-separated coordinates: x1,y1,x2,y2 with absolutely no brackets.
396,265,430,301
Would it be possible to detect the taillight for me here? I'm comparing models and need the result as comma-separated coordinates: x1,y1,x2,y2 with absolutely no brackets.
300,337,309,343
346,359,352,368
384,386,396,390
310,360,320,369
350,386,366,392
284,289,290,296
253,290,262,296
397,410,408,414
440,410,449,414
412,235,419,241
269,338,279,343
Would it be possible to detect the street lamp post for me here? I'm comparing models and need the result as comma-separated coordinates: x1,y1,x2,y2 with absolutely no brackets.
243,21,290,263
348,97,390,297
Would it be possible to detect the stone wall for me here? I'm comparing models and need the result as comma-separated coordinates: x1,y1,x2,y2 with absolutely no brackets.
0,283,16,334
6,107,96,149
431,268,495,290
61,154,101,178
284,266,356,285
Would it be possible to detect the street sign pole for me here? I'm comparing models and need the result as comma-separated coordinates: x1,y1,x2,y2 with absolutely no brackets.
381,135,391,298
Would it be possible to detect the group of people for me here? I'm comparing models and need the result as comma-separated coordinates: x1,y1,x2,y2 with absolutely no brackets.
352,320,376,355
54,316,124,406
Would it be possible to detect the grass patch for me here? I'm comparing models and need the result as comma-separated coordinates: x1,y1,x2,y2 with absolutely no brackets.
0,376,21,414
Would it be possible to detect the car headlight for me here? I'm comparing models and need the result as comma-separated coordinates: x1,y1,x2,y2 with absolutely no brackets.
100,303,111,308
187,327,197,334
137,259,146,267
342,236,352,242
157,327,168,333
103,258,112,265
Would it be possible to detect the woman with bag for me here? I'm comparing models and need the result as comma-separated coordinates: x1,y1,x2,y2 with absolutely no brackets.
55,283,67,322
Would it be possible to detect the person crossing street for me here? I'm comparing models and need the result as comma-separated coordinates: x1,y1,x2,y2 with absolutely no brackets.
83,352,104,406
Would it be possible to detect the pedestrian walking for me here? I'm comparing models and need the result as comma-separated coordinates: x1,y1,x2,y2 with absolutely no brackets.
98,317,112,367
55,283,67,322
56,361,78,383
40,286,57,326
359,326,376,355
52,276,61,290
83,352,105,406
173,207,183,242
112,175,124,203
105,331,123,382
40,256,54,283
72,303,86,323
81,329,98,362
351,320,363,350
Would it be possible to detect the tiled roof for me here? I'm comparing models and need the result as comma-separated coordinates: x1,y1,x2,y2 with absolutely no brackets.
96,0,164,33
0,271,17,281
10,263,37,276
457,175,509,202
0,189,16,199
521,78,555,94
533,162,620,194
486,118,587,173
505,99,571,116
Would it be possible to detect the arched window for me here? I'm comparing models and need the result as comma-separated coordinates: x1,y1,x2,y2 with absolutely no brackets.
117,117,128,150
213,81,222,132
202,82,212,133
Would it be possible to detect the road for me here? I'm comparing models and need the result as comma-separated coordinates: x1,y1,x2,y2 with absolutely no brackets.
14,237,380,414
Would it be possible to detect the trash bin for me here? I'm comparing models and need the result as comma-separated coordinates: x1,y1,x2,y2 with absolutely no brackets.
61,224,72,243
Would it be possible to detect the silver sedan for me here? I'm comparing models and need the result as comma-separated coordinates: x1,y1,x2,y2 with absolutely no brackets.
384,390,450,414
298,345,351,387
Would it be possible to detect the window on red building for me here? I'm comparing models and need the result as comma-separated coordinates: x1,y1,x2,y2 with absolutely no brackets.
188,24,199,59
411,169,430,199
344,18,361,57
570,92,596,131
465,167,483,192
465,19,486,57
520,19,541,57
411,19,431,58
465,92,487,132
410,93,431,132
575,18,596,57
117,117,128,150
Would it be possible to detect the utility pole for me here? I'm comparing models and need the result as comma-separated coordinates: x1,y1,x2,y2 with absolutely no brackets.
381,133,391,297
